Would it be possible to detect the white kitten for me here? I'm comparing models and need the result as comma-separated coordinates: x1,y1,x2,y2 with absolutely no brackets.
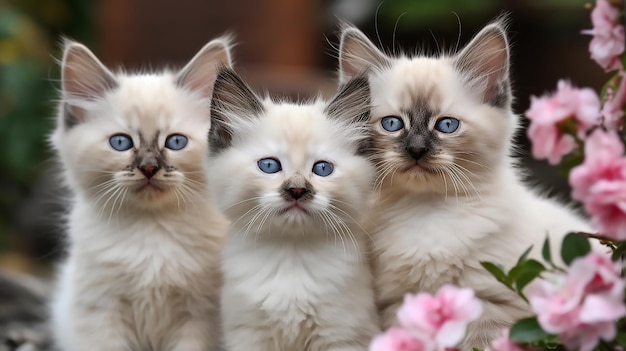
50,37,232,351
338,18,594,350
208,67,380,351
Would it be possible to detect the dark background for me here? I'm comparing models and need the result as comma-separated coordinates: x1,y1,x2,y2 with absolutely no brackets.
0,0,608,277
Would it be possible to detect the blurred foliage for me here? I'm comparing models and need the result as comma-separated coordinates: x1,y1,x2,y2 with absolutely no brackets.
0,0,94,253
377,0,592,31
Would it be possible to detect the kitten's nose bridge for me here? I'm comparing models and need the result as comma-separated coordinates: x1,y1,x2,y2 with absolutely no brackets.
286,172,307,188
405,133,431,161
136,150,162,178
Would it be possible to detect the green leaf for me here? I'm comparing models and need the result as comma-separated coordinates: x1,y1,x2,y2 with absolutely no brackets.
617,331,626,345
542,236,552,264
515,259,546,293
560,232,591,266
517,245,534,265
612,242,626,261
509,317,551,343
600,72,622,100
480,261,511,287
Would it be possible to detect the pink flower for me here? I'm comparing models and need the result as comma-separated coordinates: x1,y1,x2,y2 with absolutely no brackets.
369,327,433,351
559,321,618,351
525,81,601,164
582,0,625,72
602,74,626,130
486,329,532,351
572,252,625,318
527,252,626,351
583,180,626,241
569,129,626,240
397,285,483,348
527,124,577,165
527,278,583,334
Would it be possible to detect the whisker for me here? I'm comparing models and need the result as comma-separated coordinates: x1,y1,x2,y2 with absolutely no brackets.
327,203,371,242
98,187,122,220
223,197,264,210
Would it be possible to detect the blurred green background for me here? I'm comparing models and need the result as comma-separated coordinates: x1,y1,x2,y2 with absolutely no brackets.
0,0,610,276
0,0,94,274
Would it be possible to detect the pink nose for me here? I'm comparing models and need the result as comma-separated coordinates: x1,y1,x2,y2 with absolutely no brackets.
139,165,158,178
287,187,306,199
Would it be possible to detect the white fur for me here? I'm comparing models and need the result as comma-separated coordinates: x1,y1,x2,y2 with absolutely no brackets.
50,39,231,351
339,22,598,350
209,90,380,350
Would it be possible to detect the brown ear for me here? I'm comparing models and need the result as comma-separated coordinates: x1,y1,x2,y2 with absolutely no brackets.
176,35,234,98
209,66,264,153
60,39,117,127
325,74,371,154
453,17,511,107
338,23,390,84
325,74,370,125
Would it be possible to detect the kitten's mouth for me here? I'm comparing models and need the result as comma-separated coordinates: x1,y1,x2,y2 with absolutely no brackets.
135,179,164,192
280,202,310,215
402,162,436,174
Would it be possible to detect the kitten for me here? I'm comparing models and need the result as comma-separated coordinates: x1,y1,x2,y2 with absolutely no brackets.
208,67,380,351
49,37,232,351
338,18,594,350
0,270,52,351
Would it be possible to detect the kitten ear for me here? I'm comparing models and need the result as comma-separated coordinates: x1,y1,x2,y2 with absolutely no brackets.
338,23,390,83
176,35,234,98
61,39,117,127
453,18,511,108
325,75,371,154
209,66,264,152
325,74,370,125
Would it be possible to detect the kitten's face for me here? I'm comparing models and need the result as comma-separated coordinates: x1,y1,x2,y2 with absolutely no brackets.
339,19,517,196
52,38,232,211
207,68,373,237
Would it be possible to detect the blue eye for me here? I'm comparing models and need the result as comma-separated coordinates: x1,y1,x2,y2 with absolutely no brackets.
109,134,133,151
165,134,188,150
258,158,282,174
435,117,460,134
312,161,334,177
381,116,404,132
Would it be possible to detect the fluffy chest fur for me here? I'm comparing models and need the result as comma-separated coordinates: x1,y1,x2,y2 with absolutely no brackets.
371,195,503,292
68,201,225,293
53,199,228,351
222,235,368,339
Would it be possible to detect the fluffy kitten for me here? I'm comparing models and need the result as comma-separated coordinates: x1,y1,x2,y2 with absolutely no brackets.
338,18,593,350
50,37,232,351
208,67,380,351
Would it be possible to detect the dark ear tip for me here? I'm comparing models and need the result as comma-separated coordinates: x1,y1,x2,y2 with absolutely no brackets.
215,64,236,79
213,65,242,93
346,73,371,93
352,74,370,86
